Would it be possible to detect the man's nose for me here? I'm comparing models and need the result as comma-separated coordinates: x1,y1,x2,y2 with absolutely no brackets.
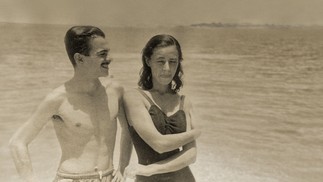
106,56,113,64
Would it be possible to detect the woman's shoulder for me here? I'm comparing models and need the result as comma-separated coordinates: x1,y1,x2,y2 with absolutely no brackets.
123,88,150,110
179,93,193,110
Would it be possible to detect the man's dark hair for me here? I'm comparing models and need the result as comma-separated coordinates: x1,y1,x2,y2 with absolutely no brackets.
64,26,105,67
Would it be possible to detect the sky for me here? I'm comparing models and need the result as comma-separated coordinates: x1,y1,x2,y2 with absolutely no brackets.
1,0,323,27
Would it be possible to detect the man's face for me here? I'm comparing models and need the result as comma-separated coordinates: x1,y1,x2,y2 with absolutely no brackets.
82,36,111,77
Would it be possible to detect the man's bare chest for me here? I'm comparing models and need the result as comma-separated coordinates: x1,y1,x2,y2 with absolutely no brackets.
55,93,119,132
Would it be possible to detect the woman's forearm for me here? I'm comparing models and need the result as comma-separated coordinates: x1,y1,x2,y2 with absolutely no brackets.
140,141,197,176
152,129,200,153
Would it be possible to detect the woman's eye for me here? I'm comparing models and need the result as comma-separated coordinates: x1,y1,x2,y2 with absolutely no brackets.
169,59,178,63
157,60,165,64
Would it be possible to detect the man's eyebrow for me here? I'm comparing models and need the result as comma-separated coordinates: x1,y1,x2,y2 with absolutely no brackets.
97,49,109,54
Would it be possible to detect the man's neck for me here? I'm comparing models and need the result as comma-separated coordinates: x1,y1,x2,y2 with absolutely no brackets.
67,75,102,95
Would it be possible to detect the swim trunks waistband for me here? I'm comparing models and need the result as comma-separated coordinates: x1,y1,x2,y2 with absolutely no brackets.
56,168,114,180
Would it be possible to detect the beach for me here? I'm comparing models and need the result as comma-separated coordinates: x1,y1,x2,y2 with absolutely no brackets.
0,23,322,182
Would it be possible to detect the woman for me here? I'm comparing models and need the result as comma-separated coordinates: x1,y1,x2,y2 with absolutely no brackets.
123,34,200,182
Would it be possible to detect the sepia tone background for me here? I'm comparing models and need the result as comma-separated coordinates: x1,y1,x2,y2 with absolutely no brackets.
1,1,323,181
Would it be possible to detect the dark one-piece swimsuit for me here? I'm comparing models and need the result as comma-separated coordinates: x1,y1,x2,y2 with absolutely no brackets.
127,89,195,182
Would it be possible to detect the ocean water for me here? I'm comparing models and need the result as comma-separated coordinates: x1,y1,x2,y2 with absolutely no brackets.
0,23,322,182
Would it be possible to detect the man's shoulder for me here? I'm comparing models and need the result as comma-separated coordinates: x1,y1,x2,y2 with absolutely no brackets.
44,85,66,103
101,77,124,96
123,87,139,95
123,88,142,101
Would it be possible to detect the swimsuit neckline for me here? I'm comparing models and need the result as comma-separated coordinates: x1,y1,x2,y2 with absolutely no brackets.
138,89,185,117
149,104,185,118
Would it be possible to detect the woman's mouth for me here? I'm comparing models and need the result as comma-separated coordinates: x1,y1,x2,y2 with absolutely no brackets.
160,75,171,78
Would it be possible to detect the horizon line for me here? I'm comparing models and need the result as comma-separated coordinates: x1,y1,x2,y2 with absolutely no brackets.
1,21,323,28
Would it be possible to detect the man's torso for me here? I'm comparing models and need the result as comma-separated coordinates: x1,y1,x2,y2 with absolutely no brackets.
51,82,120,173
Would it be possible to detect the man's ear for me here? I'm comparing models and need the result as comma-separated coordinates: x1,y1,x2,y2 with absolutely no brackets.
74,53,83,64
144,56,150,67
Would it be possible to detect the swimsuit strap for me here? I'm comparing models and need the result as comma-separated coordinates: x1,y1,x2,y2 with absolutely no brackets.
138,89,185,110
137,89,155,106
179,95,185,110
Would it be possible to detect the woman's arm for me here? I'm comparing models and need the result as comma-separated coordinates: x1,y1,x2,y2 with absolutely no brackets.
123,89,201,154
125,96,198,176
9,90,64,182
126,141,197,177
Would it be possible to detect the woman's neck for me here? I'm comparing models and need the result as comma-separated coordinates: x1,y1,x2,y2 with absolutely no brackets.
151,83,171,95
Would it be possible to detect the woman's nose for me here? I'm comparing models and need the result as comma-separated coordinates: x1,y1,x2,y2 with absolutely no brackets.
163,62,170,70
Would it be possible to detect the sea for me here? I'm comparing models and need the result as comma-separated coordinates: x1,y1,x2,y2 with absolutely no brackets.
0,23,322,182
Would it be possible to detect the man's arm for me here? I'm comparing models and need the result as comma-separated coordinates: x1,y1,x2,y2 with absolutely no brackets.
9,90,64,182
123,89,201,154
116,87,133,174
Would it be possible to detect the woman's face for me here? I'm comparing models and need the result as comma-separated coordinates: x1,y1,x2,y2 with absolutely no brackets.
147,45,179,86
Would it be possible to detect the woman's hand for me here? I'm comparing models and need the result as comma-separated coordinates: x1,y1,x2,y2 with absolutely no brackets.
124,163,151,179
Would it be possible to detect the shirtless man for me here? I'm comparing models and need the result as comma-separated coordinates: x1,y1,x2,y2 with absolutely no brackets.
9,26,132,182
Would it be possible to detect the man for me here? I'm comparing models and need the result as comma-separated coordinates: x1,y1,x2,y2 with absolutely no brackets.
9,26,132,182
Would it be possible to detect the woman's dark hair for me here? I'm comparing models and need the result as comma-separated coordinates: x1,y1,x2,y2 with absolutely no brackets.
138,34,184,93
64,26,105,67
